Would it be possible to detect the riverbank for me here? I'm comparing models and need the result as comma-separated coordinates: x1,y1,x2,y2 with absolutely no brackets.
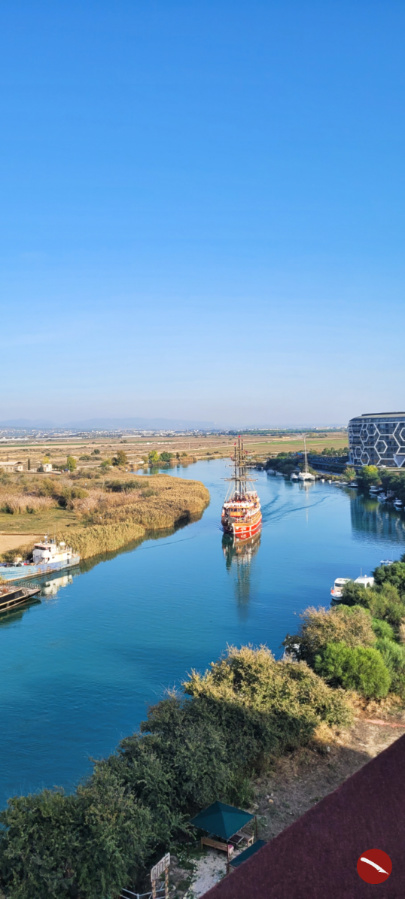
0,472,210,561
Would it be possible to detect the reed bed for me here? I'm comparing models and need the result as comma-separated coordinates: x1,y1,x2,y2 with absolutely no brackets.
0,494,56,514
0,472,209,561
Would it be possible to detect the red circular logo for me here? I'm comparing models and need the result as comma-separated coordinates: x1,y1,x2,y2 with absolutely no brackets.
357,849,392,884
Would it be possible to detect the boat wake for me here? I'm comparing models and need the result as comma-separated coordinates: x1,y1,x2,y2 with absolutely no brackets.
261,494,330,525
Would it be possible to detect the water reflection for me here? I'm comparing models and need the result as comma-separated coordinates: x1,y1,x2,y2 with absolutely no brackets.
41,574,73,597
350,495,405,544
222,533,261,614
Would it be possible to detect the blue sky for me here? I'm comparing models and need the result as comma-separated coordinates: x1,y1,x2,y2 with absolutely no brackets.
1,1,404,427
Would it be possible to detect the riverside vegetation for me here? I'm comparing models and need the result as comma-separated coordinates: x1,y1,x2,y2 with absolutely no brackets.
1,557,405,899
0,466,209,561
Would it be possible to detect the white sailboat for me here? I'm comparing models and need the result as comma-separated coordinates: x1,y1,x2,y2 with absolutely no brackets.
298,435,315,481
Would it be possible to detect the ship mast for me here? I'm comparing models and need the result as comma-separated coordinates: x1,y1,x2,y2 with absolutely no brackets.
303,435,309,474
233,435,247,497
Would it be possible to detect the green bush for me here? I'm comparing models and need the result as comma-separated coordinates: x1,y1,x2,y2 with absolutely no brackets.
106,479,143,493
184,645,351,749
0,769,153,899
373,560,405,596
375,637,405,698
283,605,375,667
371,618,395,641
315,642,391,699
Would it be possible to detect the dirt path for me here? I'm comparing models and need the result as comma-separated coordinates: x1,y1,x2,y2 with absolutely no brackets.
253,713,405,842
0,534,40,555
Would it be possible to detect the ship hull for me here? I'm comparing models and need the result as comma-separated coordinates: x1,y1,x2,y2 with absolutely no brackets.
221,513,262,540
0,556,80,583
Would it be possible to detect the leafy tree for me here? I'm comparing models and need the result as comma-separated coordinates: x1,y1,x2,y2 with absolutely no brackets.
356,465,380,491
343,467,357,482
373,560,405,596
0,771,153,899
112,450,128,467
159,451,174,463
0,789,80,899
375,637,405,698
371,618,395,641
66,455,77,472
184,645,351,749
148,450,159,465
283,605,375,667
315,642,391,699
100,459,112,472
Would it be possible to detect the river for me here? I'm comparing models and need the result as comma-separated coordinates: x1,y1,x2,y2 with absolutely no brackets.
1,460,404,808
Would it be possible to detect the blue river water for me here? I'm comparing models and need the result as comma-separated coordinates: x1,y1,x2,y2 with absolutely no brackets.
1,460,404,808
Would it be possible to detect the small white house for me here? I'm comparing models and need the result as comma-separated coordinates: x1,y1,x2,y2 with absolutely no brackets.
41,462,53,473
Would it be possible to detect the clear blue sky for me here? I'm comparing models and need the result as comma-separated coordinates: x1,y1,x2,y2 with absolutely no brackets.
1,1,404,427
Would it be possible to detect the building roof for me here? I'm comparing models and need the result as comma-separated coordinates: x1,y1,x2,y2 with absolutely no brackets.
202,734,405,899
190,801,254,841
352,412,405,419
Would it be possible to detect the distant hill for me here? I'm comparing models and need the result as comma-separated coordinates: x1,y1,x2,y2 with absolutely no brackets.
0,417,215,431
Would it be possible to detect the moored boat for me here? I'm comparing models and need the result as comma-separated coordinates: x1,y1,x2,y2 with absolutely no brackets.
331,574,375,600
221,437,262,540
0,538,80,583
0,583,41,614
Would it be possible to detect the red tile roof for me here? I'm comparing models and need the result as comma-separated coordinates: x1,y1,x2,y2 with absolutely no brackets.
203,734,405,899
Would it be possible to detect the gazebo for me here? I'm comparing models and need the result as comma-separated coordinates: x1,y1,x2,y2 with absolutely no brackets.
190,801,256,859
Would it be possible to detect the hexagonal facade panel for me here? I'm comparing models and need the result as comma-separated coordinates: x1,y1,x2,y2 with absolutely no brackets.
348,414,405,469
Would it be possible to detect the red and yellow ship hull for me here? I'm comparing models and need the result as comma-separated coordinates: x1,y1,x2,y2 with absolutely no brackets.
221,509,262,540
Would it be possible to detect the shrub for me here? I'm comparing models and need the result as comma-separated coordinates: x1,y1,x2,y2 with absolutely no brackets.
371,618,395,641
0,770,153,899
184,645,351,762
283,605,375,667
375,637,405,698
106,479,142,493
373,560,405,597
315,642,391,699
66,456,77,473
112,450,128,467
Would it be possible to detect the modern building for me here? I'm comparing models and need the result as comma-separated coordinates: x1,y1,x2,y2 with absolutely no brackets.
348,412,405,469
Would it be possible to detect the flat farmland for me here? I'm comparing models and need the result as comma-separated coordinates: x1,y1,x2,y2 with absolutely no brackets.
0,430,348,474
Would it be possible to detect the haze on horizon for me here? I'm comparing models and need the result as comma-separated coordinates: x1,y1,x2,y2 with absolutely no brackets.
1,2,404,429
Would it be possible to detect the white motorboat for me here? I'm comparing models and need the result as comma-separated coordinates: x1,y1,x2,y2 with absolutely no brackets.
331,578,350,599
331,574,374,599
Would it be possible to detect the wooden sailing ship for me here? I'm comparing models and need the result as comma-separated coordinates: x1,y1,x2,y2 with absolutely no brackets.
221,436,262,540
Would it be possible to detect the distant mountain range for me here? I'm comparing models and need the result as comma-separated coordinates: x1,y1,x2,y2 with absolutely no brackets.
0,417,216,430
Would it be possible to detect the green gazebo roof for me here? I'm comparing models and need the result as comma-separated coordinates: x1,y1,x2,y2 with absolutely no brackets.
190,801,254,841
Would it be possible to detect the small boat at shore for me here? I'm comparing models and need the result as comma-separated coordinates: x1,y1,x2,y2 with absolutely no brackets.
0,538,80,583
0,583,41,615
331,574,375,599
298,436,315,482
